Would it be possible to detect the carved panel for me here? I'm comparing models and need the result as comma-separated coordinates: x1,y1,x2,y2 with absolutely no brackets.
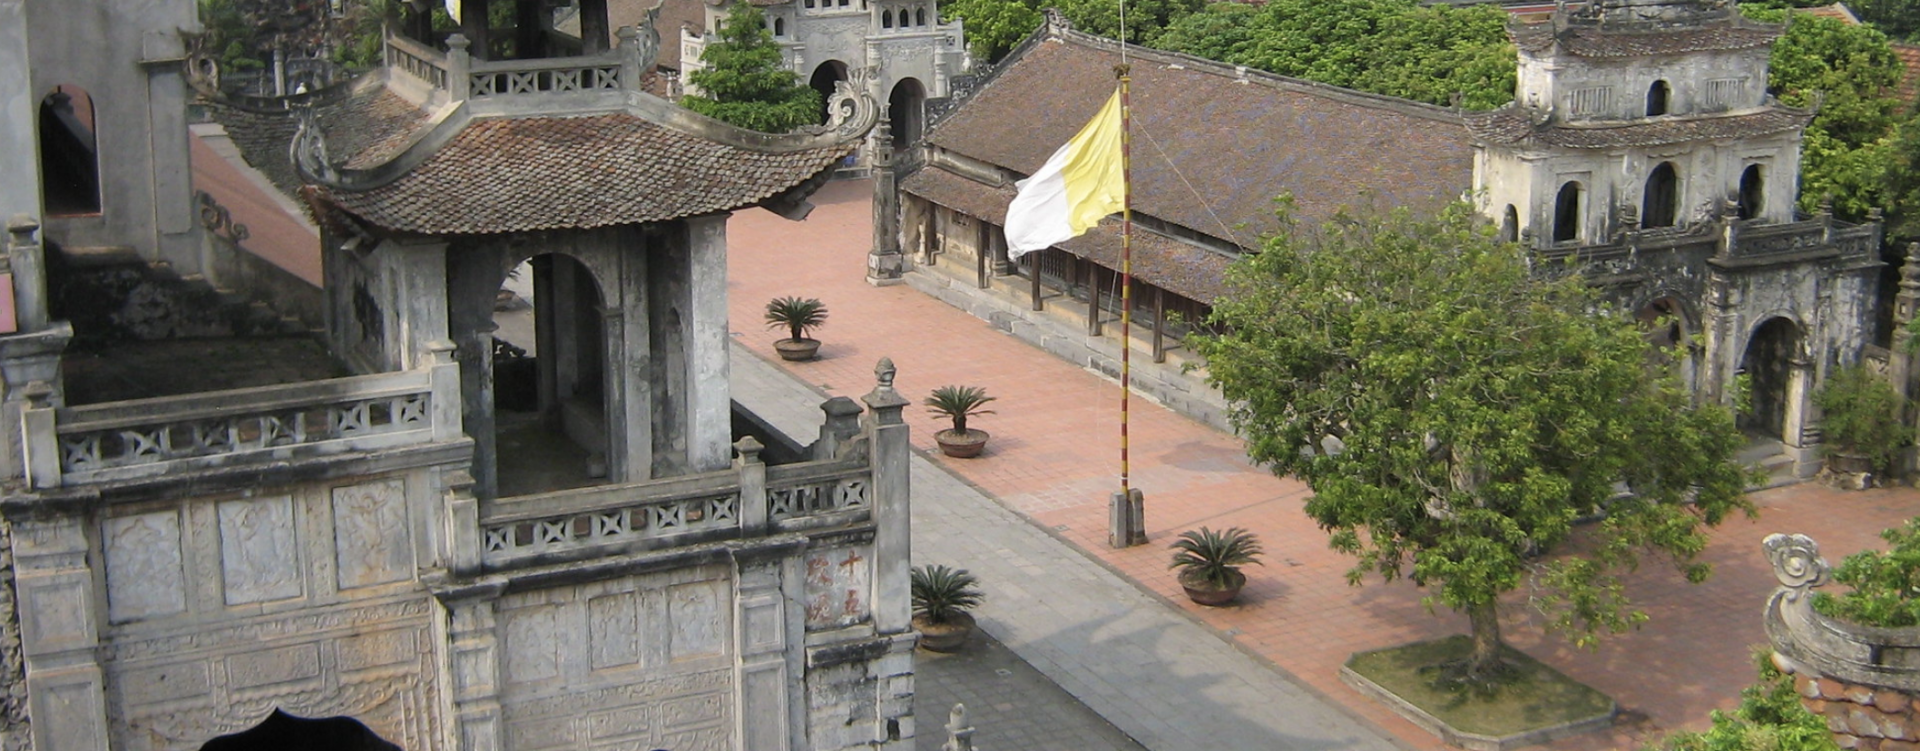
502,669,733,751
217,496,303,605
331,479,411,590
504,604,563,684
104,512,187,622
803,546,871,629
669,581,725,660
105,597,441,751
588,592,641,670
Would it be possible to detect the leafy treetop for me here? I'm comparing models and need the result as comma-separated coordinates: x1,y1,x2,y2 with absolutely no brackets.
1656,649,1837,751
1813,517,1920,628
682,4,823,133
1192,198,1754,677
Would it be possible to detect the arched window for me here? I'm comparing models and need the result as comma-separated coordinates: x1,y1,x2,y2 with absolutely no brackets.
881,10,892,27
1553,182,1582,243
1738,164,1764,220
38,85,100,216
1646,80,1671,116
773,17,785,35
805,0,814,9
1500,204,1519,242
1643,162,1678,228
916,7,926,24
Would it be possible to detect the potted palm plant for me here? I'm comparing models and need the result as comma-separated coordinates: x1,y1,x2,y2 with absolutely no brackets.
1169,526,1264,606
926,385,995,458
911,564,984,652
765,296,828,361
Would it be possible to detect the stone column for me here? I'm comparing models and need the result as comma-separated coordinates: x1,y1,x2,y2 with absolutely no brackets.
0,222,69,482
735,556,793,751
444,590,506,751
869,119,905,287
14,514,107,750
618,228,653,480
1702,275,1739,407
0,0,36,225
862,359,911,635
141,28,200,277
687,213,733,472
1786,354,1817,477
1895,243,1920,475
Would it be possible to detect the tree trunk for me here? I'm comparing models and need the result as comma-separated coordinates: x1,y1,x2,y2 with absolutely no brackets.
1466,599,1504,676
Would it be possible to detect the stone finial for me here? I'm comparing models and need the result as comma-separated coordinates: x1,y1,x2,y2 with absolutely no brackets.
873,117,893,167
1902,243,1920,290
733,435,764,465
943,703,975,751
862,358,909,425
1820,194,1835,217
1764,533,1829,600
6,216,38,247
446,33,471,52
875,357,896,388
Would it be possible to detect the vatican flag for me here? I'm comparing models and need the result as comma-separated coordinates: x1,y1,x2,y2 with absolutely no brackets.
446,0,461,23
1004,88,1126,259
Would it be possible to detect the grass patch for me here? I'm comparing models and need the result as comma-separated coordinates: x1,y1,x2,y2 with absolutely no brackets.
1345,635,1614,739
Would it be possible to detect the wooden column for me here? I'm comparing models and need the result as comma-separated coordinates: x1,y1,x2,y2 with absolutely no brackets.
580,0,610,53
1152,286,1166,363
460,0,490,59
1085,258,1101,336
1030,252,1043,311
976,221,989,289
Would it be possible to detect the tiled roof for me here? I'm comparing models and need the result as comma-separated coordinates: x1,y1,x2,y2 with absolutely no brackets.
1464,106,1811,148
1895,43,1920,113
209,83,433,198
901,165,1231,301
1510,18,1780,57
922,30,1474,249
1798,3,1859,23
317,113,853,234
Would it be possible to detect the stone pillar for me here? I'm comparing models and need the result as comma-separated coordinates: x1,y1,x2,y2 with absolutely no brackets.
687,213,733,472
14,514,107,750
9,218,49,335
942,704,975,751
868,119,905,287
444,591,506,751
581,0,611,53
0,0,36,225
447,34,473,102
618,228,653,480
141,28,201,277
735,556,794,751
862,359,911,636
1786,354,1818,477
1702,275,1739,407
0,220,69,482
1895,244,1920,476
814,396,864,461
459,0,490,59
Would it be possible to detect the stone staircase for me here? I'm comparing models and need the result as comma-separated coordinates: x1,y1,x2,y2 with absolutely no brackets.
1737,435,1800,489
50,245,307,343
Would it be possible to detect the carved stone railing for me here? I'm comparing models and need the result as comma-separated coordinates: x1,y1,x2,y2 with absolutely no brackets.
385,33,450,91
22,345,463,489
468,53,624,98
475,449,873,570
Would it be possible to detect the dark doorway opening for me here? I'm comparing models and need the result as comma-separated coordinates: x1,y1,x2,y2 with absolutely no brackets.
888,78,927,150
1739,317,1799,440
1643,162,1678,228
1553,182,1582,243
1738,165,1764,220
809,60,849,124
39,85,100,216
200,709,401,751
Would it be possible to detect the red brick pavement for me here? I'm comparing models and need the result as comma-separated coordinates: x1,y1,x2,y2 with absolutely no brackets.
728,179,1920,750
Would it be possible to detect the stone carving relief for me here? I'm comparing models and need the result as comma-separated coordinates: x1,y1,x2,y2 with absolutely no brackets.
106,598,441,751
218,496,303,605
804,545,871,629
669,581,725,659
332,479,412,590
501,669,733,751
104,512,187,622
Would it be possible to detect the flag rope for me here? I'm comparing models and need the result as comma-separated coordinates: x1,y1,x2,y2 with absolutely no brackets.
1117,67,1132,497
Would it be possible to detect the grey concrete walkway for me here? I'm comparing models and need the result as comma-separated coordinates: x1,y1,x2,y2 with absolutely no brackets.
916,626,1146,751
731,341,1405,751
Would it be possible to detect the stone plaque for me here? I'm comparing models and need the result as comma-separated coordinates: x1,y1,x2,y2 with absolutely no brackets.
588,591,641,670
116,662,212,705
504,603,563,683
104,511,187,622
668,581,724,660
225,643,321,689
217,496,303,605
803,546,871,629
332,478,411,590
337,627,417,672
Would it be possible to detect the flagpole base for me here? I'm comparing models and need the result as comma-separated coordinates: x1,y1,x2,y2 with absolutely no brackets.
1108,489,1146,548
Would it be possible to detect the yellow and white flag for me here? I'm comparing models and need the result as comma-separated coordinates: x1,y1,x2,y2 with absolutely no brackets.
446,0,462,23
1004,88,1125,259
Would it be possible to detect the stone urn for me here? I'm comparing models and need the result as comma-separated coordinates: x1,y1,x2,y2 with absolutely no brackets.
773,338,822,362
1180,569,1246,607
913,611,975,652
1764,533,1920,750
934,429,990,458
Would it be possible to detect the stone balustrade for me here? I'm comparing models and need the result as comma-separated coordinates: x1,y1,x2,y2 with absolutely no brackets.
382,28,646,105
476,453,873,570
21,345,462,489
467,54,624,99
385,33,451,91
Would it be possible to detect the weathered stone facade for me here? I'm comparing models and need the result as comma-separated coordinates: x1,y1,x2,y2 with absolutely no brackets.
0,1,917,749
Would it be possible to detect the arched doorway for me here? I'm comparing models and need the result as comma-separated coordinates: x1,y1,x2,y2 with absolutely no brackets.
888,77,926,150
491,253,612,497
201,709,401,751
1500,204,1518,242
1739,317,1800,440
1738,165,1764,220
809,60,848,125
38,84,100,216
1646,80,1671,116
1643,162,1679,228
1553,181,1582,243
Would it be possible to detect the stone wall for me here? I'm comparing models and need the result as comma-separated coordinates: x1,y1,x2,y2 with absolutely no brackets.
1791,671,1920,750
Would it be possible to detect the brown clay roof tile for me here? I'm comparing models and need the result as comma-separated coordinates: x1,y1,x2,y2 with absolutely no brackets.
1463,106,1812,148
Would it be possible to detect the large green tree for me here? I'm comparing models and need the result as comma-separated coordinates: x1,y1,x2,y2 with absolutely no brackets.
682,4,822,133
1192,200,1754,679
939,0,1044,62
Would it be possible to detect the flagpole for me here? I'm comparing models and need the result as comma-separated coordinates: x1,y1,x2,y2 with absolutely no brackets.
1117,62,1142,546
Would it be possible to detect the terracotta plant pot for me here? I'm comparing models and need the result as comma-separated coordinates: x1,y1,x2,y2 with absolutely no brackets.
913,611,975,652
934,429,989,458
774,338,821,362
1180,568,1246,607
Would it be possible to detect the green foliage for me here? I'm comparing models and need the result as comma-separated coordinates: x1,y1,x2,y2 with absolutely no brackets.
1153,0,1515,109
1813,518,1920,628
939,0,1044,62
1655,649,1837,751
1169,526,1265,590
683,4,823,132
911,564,984,624
1812,364,1912,471
1743,5,1905,220
1052,0,1206,48
1192,199,1755,666
763,296,828,341
198,0,267,71
924,385,996,435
